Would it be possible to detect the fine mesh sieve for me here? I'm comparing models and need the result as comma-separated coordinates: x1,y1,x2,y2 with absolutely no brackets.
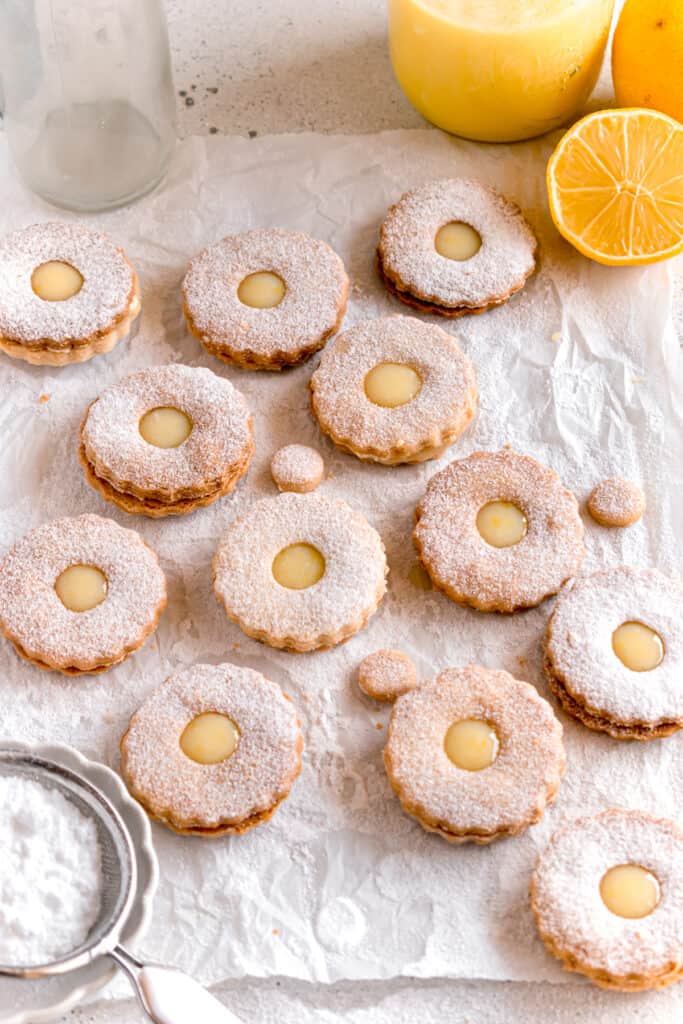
0,749,242,1023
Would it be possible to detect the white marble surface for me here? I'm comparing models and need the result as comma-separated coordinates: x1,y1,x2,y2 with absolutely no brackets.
165,0,421,137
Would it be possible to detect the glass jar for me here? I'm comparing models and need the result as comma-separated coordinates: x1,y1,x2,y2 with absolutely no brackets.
388,0,615,143
0,0,177,211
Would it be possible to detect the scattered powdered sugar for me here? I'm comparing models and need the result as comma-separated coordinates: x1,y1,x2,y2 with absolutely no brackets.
378,179,537,309
121,662,302,830
587,477,645,527
309,315,477,460
414,450,585,612
0,514,166,671
358,649,418,702
213,493,387,649
182,228,348,363
270,444,324,493
82,364,253,498
545,568,683,725
0,222,136,346
0,774,102,966
531,810,683,980
385,666,564,838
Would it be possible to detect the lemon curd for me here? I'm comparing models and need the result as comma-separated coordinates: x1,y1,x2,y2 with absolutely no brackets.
388,0,614,142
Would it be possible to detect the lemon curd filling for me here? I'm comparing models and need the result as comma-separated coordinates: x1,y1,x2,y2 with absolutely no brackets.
180,712,240,764
237,271,286,309
31,261,84,301
364,363,422,408
54,564,108,612
612,621,664,672
272,543,325,590
476,501,528,548
445,719,500,771
139,407,193,449
600,864,661,919
435,222,482,261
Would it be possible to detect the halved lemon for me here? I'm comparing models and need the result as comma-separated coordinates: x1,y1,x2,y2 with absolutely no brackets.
547,108,683,266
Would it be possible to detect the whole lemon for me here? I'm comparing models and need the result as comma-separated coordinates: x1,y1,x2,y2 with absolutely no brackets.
612,0,683,122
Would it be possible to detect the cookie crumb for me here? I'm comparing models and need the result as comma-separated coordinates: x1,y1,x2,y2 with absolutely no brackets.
358,649,418,703
587,477,645,528
271,444,324,493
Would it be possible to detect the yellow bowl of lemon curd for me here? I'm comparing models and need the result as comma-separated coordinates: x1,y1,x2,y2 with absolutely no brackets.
388,0,614,142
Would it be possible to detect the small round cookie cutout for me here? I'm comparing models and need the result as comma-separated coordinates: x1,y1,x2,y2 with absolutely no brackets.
587,477,645,527
309,315,477,465
531,810,683,991
377,179,537,317
120,662,302,836
544,567,683,740
0,514,166,675
213,493,388,652
0,222,141,366
358,649,418,702
414,450,585,613
384,665,565,844
80,365,254,517
182,229,349,370
271,444,324,493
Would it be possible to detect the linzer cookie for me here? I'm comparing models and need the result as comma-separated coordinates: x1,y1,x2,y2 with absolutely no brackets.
544,567,682,740
587,477,645,527
384,665,565,844
213,492,388,652
0,514,166,675
309,315,477,465
79,364,253,517
120,662,302,836
270,444,324,493
531,810,683,991
377,179,537,317
0,222,141,366
358,649,418,702
414,450,585,612
182,228,349,370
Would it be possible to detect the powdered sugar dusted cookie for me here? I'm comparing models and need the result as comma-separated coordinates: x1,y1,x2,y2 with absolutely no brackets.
414,450,585,613
377,179,537,317
309,315,477,465
384,665,565,844
120,662,302,836
587,477,645,527
80,364,254,517
544,567,683,740
0,514,166,675
531,810,683,990
0,222,141,366
271,444,324,493
213,493,388,652
182,229,349,370
358,649,418,702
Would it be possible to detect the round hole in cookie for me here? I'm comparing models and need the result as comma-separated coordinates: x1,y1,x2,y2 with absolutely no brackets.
272,543,325,590
180,712,241,765
600,864,661,920
364,362,422,409
139,407,193,449
476,501,528,548
435,222,482,262
54,564,108,613
612,621,664,672
237,271,286,309
31,260,84,302
444,719,499,771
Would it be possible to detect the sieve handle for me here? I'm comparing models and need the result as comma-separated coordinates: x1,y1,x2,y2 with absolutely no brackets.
110,946,244,1023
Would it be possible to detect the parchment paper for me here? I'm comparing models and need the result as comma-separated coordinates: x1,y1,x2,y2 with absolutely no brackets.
0,129,681,992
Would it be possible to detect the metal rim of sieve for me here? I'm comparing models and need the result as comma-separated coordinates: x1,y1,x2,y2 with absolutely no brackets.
0,748,138,979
